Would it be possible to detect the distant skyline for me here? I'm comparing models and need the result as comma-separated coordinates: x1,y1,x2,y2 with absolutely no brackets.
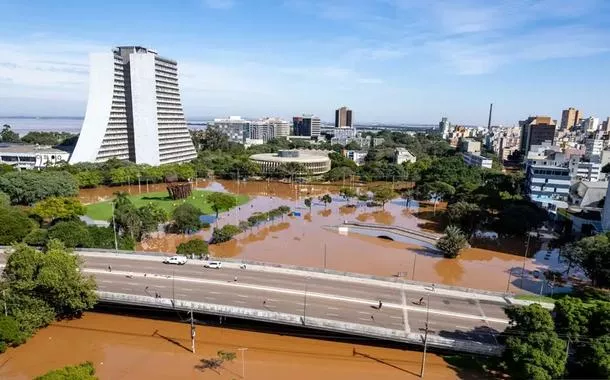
1,0,610,125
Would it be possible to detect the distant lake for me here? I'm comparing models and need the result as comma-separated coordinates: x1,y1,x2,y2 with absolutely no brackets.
0,117,210,136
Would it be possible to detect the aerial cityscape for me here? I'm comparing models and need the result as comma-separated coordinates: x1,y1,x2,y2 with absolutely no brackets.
1,1,610,379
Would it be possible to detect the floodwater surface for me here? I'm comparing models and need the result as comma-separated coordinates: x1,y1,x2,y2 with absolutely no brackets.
80,180,544,294
0,313,477,380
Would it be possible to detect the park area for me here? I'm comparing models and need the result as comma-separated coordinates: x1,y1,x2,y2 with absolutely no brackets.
84,190,249,221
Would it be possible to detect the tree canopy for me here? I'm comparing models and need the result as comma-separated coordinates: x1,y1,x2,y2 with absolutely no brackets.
176,238,209,258
31,197,85,222
0,171,78,205
207,192,237,218
436,225,468,258
35,361,97,380
172,203,203,232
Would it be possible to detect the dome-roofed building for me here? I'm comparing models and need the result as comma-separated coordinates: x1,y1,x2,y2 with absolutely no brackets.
249,150,331,175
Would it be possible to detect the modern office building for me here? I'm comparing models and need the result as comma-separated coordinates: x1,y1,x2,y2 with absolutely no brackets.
343,150,367,166
293,114,321,138
209,116,250,144
248,118,290,141
585,137,604,159
526,164,571,212
335,106,353,128
519,116,556,153
459,139,481,153
439,117,451,139
70,46,197,165
462,152,492,169
582,117,600,132
560,107,581,130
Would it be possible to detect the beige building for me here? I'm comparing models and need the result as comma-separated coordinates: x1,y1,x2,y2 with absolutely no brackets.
335,106,353,128
560,107,581,130
249,150,331,175
459,139,481,153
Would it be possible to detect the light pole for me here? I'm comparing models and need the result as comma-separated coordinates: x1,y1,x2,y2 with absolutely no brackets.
111,201,118,253
323,243,327,270
303,277,310,324
238,347,248,379
420,294,430,379
520,231,534,289
412,252,418,281
506,268,513,293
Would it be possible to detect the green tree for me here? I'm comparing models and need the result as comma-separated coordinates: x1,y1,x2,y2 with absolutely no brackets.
446,201,481,234
211,224,242,243
572,334,610,378
0,208,35,245
35,361,97,380
74,170,102,188
137,203,167,238
172,203,202,232
371,185,395,209
304,197,312,211
23,229,49,246
3,240,97,336
494,203,547,237
553,296,592,340
0,171,78,205
502,304,567,380
47,221,92,248
207,192,237,218
319,194,332,209
401,189,414,208
20,131,76,146
112,195,142,241
339,187,357,204
198,127,231,151
176,238,209,258
86,226,134,250
436,225,468,258
325,166,355,182
0,191,10,208
0,124,20,143
0,315,24,352
568,233,610,287
31,197,85,222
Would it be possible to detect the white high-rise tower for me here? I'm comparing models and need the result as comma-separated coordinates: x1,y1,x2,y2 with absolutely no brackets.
70,46,197,165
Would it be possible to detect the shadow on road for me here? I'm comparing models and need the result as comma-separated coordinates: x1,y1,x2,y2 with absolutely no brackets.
152,329,191,352
353,348,419,376
438,326,501,346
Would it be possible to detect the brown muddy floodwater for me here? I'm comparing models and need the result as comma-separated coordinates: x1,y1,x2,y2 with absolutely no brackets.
0,313,479,380
81,180,538,294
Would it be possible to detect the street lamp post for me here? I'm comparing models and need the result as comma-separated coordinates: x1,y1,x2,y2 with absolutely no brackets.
303,277,310,324
520,231,534,289
420,294,431,378
111,201,118,253
237,347,248,379
506,268,513,293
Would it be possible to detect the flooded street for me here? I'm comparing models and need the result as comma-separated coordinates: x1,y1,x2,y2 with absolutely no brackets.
80,180,540,293
0,313,475,380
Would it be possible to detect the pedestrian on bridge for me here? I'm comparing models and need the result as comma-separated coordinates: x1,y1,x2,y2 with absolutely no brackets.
378,300,383,310
418,297,424,305
108,265,112,272
234,276,238,282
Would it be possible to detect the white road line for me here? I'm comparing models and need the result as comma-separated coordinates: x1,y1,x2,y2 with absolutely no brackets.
181,288,194,292
389,316,402,320
401,284,411,333
206,297,216,300
126,282,138,286
358,317,373,322
234,300,247,304
99,280,113,284
209,291,221,295
237,295,249,298
327,306,340,310
326,313,340,317
86,268,509,324
358,311,369,315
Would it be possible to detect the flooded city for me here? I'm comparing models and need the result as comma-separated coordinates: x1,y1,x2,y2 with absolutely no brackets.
80,179,540,294
0,312,479,380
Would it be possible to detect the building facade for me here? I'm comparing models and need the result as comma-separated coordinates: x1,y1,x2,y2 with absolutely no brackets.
439,117,450,139
343,150,367,166
335,106,353,128
526,164,571,211
519,116,556,153
462,152,492,169
210,116,250,144
560,107,581,130
293,115,321,138
459,139,481,153
70,46,196,165
394,148,416,164
0,144,70,170
249,150,331,175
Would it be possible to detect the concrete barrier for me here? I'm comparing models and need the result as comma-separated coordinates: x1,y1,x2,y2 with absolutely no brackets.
97,291,503,356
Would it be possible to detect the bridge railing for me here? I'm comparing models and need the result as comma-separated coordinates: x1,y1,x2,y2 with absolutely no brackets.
97,291,502,356
342,221,441,241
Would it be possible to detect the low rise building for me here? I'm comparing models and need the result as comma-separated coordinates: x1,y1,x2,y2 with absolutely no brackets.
569,181,607,209
526,164,571,212
0,144,70,170
343,150,367,166
459,139,481,153
394,148,416,164
462,152,492,169
209,116,249,143
249,150,331,175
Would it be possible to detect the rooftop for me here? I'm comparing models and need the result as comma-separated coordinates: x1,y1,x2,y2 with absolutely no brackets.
0,143,70,155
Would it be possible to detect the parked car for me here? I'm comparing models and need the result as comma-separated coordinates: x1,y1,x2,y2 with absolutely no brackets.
204,261,222,269
163,256,187,265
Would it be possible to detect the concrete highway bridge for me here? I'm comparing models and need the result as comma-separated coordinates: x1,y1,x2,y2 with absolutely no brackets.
0,249,522,357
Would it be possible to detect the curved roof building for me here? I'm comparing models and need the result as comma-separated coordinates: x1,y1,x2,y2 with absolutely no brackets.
70,46,196,165
249,150,331,175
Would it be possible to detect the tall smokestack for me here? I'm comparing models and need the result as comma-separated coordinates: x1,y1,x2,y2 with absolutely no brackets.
487,103,493,132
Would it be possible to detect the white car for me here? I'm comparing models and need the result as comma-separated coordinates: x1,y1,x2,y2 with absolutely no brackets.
163,256,187,265
204,261,222,269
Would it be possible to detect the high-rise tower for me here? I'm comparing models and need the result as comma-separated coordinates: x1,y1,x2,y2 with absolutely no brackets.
70,46,197,165
335,106,353,128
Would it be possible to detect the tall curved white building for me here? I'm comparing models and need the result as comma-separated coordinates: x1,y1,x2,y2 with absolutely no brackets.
70,46,197,165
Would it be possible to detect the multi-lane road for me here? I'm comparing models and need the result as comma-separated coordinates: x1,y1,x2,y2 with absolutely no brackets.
0,251,510,346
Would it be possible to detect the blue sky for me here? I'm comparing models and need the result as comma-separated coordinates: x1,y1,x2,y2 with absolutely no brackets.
1,0,610,124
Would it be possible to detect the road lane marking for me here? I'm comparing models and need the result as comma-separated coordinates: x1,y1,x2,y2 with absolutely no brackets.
126,282,138,286
326,313,340,317
209,291,221,295
389,316,402,320
234,300,247,304
477,299,499,345
357,311,369,315
237,295,249,298
358,317,373,322
401,284,411,333
327,306,340,310
86,268,509,324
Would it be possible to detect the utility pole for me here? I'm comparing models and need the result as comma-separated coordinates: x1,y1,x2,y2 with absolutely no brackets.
323,243,327,270
303,277,310,324
190,304,196,354
238,347,248,379
420,294,430,379
172,269,176,306
111,201,118,253
505,268,513,293
412,253,417,281
520,231,533,289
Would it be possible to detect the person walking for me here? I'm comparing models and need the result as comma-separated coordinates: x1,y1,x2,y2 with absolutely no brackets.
418,297,424,305
378,300,383,310
108,265,112,272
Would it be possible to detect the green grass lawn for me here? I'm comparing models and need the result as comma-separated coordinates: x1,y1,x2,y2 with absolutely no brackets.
85,190,249,221
514,293,569,304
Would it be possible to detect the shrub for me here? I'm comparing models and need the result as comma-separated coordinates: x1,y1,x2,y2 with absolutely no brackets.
176,239,209,258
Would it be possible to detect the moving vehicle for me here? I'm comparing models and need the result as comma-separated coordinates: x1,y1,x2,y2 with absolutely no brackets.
204,261,222,269
163,256,187,265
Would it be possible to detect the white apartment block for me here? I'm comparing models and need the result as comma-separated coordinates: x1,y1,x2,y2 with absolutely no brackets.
526,165,571,212
394,148,416,164
462,152,492,169
585,138,605,159
70,46,196,165
343,150,367,166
